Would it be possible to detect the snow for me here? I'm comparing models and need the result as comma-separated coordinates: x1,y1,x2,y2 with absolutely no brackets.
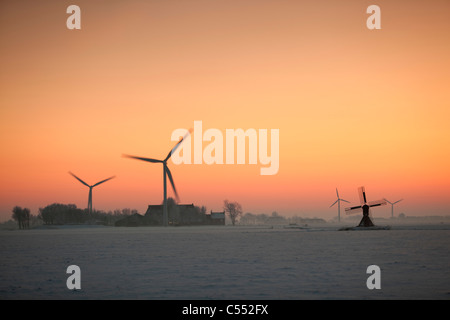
0,223,449,299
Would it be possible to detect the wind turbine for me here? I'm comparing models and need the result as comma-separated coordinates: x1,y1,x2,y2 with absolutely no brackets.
329,188,350,222
345,186,387,227
69,172,116,215
123,130,191,227
384,198,403,218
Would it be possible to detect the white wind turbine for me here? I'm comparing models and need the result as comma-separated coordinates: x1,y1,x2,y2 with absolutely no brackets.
384,198,403,218
329,188,350,222
123,130,191,227
69,172,115,215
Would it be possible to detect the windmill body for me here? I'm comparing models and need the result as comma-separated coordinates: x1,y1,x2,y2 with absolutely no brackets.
329,188,349,222
123,130,190,227
345,186,387,227
69,172,115,215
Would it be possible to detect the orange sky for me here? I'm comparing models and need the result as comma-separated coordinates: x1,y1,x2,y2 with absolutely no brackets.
1,0,449,221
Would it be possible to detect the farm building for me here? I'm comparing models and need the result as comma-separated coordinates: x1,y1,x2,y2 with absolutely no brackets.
205,211,225,225
115,203,225,226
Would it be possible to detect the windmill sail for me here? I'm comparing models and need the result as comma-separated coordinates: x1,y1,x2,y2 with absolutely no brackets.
345,205,363,215
358,186,367,204
368,199,387,207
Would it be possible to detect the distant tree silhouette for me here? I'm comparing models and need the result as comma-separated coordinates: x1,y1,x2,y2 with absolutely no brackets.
22,208,30,229
12,206,23,229
223,200,243,226
37,203,139,226
240,212,257,225
38,203,87,225
12,206,31,229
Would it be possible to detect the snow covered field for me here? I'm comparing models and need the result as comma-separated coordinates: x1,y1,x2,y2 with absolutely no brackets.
1,223,449,300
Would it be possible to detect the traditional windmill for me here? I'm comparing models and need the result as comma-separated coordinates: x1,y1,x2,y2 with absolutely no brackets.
345,186,387,227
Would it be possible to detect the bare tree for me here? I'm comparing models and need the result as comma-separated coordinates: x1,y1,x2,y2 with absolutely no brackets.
223,200,243,226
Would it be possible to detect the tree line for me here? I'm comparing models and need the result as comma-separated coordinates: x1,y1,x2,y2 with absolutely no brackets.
10,203,140,229
222,201,327,225
239,211,326,225
11,198,313,229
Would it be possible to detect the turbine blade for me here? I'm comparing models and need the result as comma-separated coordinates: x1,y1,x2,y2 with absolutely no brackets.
394,199,403,204
330,200,338,208
383,198,393,204
122,154,163,163
341,199,350,203
69,172,89,187
336,188,339,198
93,176,116,187
165,166,179,201
164,129,192,162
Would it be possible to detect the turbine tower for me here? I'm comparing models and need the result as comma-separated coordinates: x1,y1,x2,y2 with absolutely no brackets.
384,198,403,218
123,130,190,227
329,188,350,222
69,172,115,215
345,186,387,227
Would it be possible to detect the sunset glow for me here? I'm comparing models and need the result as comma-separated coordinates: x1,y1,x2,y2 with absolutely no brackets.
1,0,449,221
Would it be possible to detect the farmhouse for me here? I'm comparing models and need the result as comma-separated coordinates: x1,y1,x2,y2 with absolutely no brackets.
114,213,144,227
115,203,226,227
145,204,226,226
205,211,225,225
